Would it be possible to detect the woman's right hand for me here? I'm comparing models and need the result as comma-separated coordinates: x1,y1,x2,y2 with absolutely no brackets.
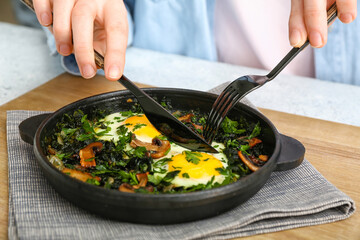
289,0,357,48
33,0,129,81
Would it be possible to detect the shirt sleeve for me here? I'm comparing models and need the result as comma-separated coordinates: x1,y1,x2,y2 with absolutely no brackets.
124,0,135,47
44,1,134,76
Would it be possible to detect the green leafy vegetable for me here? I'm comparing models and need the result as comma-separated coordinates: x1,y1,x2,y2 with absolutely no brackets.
121,111,135,117
129,172,139,185
248,122,261,139
81,114,95,134
148,174,163,185
221,117,246,134
133,123,147,131
86,178,100,186
61,128,77,136
133,146,147,158
116,125,128,136
44,101,267,194
162,170,180,183
239,144,250,154
216,167,229,175
172,166,182,170
184,151,202,164
84,157,95,162
182,173,190,178
96,126,111,136
226,139,239,148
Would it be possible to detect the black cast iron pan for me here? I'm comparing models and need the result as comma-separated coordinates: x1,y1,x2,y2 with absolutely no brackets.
19,88,305,224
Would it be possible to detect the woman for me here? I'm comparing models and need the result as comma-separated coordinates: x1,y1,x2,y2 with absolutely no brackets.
15,0,359,85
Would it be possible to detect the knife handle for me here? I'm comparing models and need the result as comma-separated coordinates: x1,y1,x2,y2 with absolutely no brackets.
21,0,34,10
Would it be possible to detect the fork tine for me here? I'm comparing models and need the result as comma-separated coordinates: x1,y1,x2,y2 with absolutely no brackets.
206,99,238,143
205,93,242,143
204,97,234,140
204,87,237,139
207,87,237,123
207,88,233,120
204,88,238,140
204,91,230,137
207,90,238,133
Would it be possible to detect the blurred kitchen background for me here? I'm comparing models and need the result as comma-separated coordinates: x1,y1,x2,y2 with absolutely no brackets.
0,0,17,24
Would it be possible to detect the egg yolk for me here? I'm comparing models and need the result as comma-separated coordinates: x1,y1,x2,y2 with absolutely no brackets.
123,115,161,139
169,152,223,179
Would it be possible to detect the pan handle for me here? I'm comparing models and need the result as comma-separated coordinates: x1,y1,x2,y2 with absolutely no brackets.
19,113,51,145
275,134,305,171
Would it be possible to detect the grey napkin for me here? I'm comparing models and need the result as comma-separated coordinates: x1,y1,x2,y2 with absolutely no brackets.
7,109,355,240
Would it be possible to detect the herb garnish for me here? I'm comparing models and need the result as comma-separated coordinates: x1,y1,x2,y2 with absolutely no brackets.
132,146,147,158
184,151,202,164
221,117,246,134
121,111,136,117
248,122,261,139
133,123,147,131
86,179,100,186
182,173,190,178
162,170,180,183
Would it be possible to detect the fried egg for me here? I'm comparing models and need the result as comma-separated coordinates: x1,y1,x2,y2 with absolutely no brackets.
96,112,229,188
95,113,162,142
158,147,228,188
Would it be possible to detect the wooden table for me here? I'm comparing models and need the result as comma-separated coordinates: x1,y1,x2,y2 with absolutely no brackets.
1,73,359,239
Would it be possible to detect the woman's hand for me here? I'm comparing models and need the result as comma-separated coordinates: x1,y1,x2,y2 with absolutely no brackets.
33,0,128,81
289,0,357,48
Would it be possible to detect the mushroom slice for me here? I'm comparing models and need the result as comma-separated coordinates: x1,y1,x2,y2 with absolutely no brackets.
249,155,263,166
119,173,150,193
119,183,135,193
79,142,103,168
150,138,171,159
130,136,170,159
145,185,154,192
248,138,262,148
47,145,57,155
237,151,259,172
177,113,203,131
133,172,149,189
178,113,194,122
259,155,269,162
62,168,101,182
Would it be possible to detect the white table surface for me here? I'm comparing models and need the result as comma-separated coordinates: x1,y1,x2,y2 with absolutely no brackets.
1,22,359,127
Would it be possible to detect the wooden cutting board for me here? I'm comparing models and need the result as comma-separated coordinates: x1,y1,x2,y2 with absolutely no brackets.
1,73,359,239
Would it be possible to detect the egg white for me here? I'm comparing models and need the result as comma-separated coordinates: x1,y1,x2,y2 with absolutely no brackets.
95,112,161,143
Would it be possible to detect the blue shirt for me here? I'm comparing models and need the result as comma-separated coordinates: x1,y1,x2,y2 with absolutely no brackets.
43,0,360,85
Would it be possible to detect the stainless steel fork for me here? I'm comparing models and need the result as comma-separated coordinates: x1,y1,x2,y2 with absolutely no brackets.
203,3,338,143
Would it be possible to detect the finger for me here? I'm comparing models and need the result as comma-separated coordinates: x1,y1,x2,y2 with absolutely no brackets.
304,0,328,48
72,1,97,79
337,0,357,23
53,0,75,56
33,0,53,26
289,0,308,47
104,0,128,81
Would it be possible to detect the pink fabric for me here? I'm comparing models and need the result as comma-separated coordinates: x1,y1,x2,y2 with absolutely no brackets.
214,0,315,78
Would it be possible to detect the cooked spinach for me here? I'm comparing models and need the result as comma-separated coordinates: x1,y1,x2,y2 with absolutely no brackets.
43,101,268,194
